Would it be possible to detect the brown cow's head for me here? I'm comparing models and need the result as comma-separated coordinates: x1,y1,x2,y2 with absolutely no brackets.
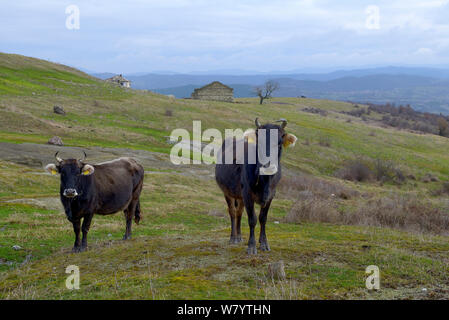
45,152,94,198
243,118,297,175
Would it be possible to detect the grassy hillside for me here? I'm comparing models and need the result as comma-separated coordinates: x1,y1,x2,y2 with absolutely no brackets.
0,53,448,299
125,71,449,114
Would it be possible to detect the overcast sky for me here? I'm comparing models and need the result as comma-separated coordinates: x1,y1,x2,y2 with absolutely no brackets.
1,0,449,73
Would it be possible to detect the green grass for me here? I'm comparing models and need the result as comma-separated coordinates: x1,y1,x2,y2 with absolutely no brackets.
0,160,448,299
2,74,449,182
0,53,448,299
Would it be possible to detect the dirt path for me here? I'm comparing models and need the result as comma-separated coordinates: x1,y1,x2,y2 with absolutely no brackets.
0,141,215,179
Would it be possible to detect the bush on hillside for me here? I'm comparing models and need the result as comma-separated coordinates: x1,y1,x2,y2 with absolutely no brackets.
335,160,373,182
285,195,449,235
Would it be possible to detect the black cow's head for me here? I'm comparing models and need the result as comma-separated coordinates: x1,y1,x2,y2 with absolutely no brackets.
244,118,297,176
45,152,95,198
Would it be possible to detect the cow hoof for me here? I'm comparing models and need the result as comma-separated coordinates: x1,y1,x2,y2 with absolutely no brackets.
123,235,131,240
247,246,257,255
229,237,242,244
72,246,87,253
260,243,271,251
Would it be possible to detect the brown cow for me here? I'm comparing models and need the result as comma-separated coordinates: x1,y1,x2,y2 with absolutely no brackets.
45,153,144,252
215,119,297,254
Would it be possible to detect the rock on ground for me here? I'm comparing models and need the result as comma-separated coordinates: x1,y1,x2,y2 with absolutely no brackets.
48,136,63,146
53,105,66,115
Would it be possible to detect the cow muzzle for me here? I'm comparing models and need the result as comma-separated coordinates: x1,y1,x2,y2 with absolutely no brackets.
259,163,278,176
63,188,79,198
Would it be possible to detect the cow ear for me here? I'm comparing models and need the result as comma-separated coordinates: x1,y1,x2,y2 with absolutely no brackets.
283,133,297,148
45,163,59,175
243,129,257,144
81,164,95,176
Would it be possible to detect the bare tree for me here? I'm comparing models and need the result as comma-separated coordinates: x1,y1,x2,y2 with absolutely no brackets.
254,80,279,105
437,117,449,136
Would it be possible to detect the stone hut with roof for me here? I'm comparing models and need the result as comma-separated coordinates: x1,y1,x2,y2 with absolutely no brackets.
191,81,233,102
106,74,131,88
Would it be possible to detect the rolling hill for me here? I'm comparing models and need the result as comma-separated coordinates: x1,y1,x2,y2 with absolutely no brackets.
147,74,449,114
0,53,448,299
96,67,449,114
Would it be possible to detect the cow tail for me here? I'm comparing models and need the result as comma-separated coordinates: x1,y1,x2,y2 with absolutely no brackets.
134,200,141,224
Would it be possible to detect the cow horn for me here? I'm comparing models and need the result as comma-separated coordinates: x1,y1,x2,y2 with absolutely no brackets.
255,118,261,128
79,151,87,162
54,152,62,163
276,118,287,129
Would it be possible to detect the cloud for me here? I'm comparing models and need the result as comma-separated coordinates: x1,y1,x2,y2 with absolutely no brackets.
1,0,449,72
415,47,434,55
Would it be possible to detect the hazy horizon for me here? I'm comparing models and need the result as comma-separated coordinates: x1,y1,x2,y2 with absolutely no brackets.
2,1,449,74
87,64,449,76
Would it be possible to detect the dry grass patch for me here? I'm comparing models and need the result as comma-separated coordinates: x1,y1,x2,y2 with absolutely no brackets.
285,197,340,224
432,182,449,196
285,195,449,235
351,196,449,235
279,174,359,200
260,278,302,300
335,158,407,184
335,160,373,182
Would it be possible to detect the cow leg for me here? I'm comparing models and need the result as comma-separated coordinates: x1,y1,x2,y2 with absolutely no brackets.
123,202,137,240
243,195,257,255
259,199,272,252
235,199,244,243
132,179,144,224
72,220,81,253
80,214,93,251
225,196,238,244
134,199,141,224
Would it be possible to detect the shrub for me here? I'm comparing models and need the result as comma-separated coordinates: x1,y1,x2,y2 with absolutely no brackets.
394,168,406,184
279,174,359,201
336,158,406,184
302,107,328,116
318,135,331,147
368,102,449,137
164,109,173,116
437,117,449,136
351,196,449,235
421,173,439,183
284,197,340,224
443,182,449,194
335,160,373,182
344,108,367,117
432,182,449,196
285,195,449,235
374,159,396,182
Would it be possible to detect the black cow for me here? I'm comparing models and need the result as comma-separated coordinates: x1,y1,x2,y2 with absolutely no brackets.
45,153,144,252
215,118,297,254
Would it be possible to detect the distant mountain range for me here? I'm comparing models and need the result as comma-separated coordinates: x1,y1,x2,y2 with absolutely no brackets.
91,67,449,114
